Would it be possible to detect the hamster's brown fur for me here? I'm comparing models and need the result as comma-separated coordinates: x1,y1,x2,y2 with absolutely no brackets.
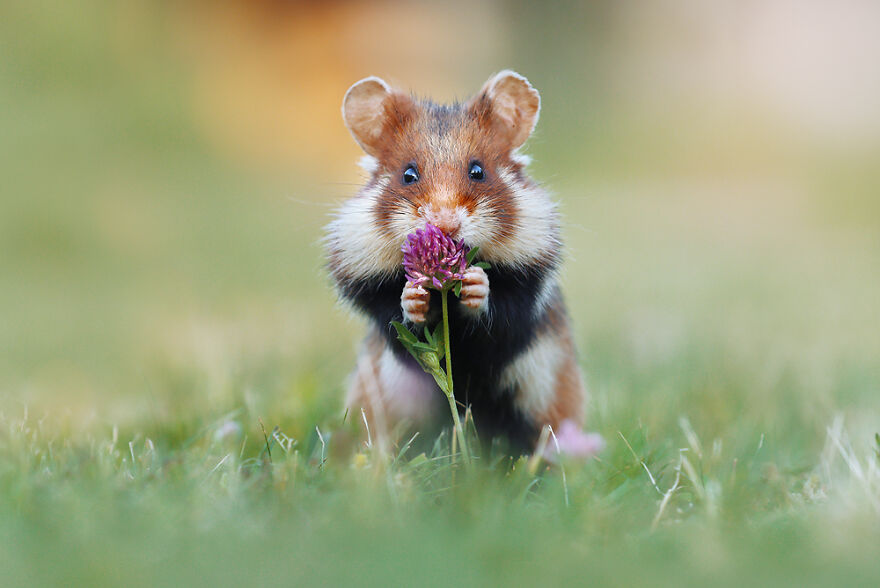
326,71,585,453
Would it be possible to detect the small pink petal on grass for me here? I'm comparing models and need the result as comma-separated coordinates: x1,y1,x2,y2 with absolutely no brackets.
213,420,243,443
544,420,605,462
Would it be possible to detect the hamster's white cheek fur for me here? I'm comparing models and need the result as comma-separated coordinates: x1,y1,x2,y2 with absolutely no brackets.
459,201,500,253
500,331,566,418
326,175,402,280
510,151,532,167
357,155,379,175
472,166,560,267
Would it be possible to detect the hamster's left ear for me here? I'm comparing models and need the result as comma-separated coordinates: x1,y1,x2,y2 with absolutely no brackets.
342,76,414,157
471,70,541,150
342,76,392,157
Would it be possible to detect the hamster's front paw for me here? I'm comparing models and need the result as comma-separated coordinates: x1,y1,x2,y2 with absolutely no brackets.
401,282,429,324
460,266,489,314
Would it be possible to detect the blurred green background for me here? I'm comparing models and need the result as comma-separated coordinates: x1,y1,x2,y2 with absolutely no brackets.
2,1,879,585
3,0,877,433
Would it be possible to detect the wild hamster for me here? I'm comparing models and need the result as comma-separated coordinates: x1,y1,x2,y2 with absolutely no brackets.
325,71,585,453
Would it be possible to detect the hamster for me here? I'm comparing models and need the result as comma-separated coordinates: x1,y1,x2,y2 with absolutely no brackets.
325,71,585,453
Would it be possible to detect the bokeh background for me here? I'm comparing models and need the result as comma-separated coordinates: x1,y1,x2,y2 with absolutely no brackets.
3,0,879,467
3,1,880,585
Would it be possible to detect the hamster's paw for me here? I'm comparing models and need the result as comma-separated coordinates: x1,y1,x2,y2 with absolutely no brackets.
460,266,489,314
401,282,429,324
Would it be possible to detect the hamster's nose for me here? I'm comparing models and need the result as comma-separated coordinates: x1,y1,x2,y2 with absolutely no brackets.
423,208,461,237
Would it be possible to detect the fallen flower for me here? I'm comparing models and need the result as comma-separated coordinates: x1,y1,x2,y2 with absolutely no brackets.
545,420,605,462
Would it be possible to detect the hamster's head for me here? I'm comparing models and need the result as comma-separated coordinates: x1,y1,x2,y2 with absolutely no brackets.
328,71,559,282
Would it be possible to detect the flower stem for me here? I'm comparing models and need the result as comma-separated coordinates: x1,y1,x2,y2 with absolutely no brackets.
441,288,471,466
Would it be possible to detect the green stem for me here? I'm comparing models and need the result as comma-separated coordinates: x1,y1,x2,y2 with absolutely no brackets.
441,288,471,466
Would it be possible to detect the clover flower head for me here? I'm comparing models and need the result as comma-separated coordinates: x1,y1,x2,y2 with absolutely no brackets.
402,223,470,290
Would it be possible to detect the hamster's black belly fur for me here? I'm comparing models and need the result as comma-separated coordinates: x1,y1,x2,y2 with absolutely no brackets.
339,262,562,451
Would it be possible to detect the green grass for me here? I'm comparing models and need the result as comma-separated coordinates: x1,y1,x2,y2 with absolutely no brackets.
2,401,879,586
2,2,880,586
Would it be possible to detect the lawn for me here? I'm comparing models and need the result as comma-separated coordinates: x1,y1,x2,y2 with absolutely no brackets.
2,2,879,586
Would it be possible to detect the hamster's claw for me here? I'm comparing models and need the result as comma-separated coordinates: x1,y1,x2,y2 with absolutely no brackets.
460,266,489,314
401,282,429,324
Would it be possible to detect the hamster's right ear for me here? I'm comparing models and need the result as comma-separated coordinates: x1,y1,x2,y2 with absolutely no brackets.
342,76,405,157
470,70,541,150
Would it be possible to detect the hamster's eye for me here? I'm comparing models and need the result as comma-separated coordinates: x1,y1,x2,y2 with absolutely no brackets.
468,161,485,181
402,165,419,185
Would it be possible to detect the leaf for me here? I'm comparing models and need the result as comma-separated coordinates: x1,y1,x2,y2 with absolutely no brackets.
391,321,418,344
466,246,481,265
424,325,435,346
392,324,431,368
399,342,422,365
475,261,491,270
430,371,449,394
453,280,462,297
406,453,429,469
407,341,437,353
